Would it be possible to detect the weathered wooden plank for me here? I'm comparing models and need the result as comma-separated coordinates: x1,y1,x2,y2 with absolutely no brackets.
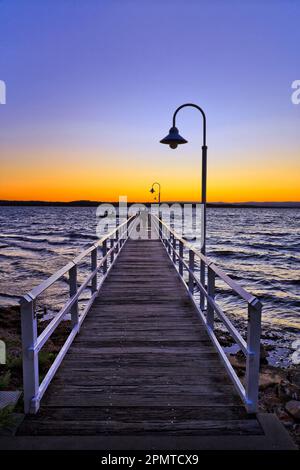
78,323,205,330
42,388,241,407
69,343,216,353
52,372,232,386
61,356,223,368
20,419,262,436
68,332,209,340
22,406,252,421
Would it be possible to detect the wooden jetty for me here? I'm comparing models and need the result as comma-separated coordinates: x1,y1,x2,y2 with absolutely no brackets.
1,215,294,450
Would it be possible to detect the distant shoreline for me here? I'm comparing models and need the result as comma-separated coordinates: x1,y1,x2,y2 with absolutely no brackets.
0,200,299,209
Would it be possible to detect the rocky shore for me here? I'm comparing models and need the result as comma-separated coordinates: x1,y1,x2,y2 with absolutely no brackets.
0,306,299,447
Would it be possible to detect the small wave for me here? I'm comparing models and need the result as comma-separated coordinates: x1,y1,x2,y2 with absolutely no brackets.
68,232,98,240
0,243,9,249
0,292,21,307
0,292,21,300
211,249,235,257
1,234,70,246
280,279,300,286
29,231,65,237
238,231,288,237
0,234,48,243
2,241,55,255
214,283,300,307
211,249,269,261
253,292,300,307
0,253,20,260
47,240,69,246
248,242,296,251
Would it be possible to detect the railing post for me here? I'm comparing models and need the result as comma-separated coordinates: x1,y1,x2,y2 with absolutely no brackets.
69,264,79,329
207,266,215,330
110,238,114,264
102,239,108,274
164,227,168,246
200,260,205,311
179,240,183,276
188,250,194,294
115,228,119,254
118,227,122,248
21,296,39,414
91,247,97,294
127,216,132,239
245,300,262,413
168,232,172,255
122,224,126,244
172,236,176,263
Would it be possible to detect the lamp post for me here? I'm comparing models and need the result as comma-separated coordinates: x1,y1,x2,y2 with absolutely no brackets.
149,182,161,204
160,103,207,309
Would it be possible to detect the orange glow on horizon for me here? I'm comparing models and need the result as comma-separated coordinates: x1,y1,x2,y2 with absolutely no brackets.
1,150,299,203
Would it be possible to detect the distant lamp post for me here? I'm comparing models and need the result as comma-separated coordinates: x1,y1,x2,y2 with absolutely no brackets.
149,182,161,204
160,103,207,308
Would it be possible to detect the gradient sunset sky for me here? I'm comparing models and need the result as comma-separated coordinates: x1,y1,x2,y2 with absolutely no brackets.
0,0,299,202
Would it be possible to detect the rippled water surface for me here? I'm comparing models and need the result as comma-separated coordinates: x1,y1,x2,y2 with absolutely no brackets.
186,208,299,331
0,206,299,365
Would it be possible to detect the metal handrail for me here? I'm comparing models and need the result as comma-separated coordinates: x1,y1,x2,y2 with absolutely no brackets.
154,215,258,305
20,215,137,413
151,214,262,413
25,216,134,301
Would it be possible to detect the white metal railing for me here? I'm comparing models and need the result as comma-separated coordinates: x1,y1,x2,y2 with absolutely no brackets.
151,214,262,413
20,215,137,414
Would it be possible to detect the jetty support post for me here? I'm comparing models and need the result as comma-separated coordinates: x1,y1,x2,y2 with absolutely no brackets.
246,299,262,413
159,217,162,239
179,240,183,276
188,250,194,294
69,264,79,330
172,235,176,263
207,265,215,330
115,228,119,254
91,247,97,294
102,239,108,274
21,295,39,414
110,238,114,264
168,233,172,255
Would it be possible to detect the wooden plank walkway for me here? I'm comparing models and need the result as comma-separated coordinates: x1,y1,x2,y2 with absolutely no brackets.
18,238,264,439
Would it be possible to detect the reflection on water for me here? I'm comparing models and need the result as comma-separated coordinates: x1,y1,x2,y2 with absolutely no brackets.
0,206,299,365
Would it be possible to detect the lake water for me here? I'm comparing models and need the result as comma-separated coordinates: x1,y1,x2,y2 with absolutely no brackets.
0,206,299,366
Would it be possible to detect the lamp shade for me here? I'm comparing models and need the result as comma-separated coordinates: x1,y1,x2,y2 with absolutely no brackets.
149,187,155,193
160,126,188,149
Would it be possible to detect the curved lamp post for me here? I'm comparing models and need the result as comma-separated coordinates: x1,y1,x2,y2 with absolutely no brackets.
160,103,207,308
149,182,161,204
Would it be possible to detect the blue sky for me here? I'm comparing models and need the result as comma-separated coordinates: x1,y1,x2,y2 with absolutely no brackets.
0,0,299,201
